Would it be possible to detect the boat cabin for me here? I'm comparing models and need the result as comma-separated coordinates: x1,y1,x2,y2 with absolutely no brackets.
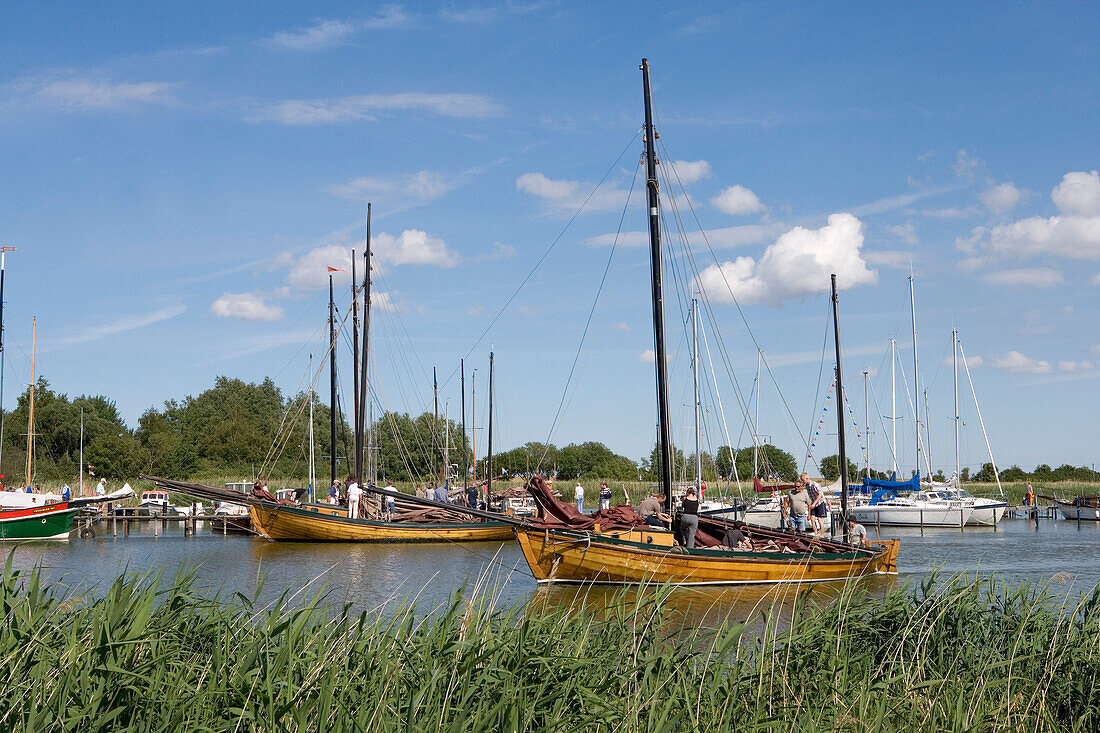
500,496,537,517
140,490,171,510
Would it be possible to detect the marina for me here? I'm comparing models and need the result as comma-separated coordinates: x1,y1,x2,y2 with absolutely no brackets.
2,2,1098,729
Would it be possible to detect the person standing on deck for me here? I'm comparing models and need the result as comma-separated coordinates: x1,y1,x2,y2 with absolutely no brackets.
95,479,107,496
346,476,362,519
574,482,585,513
384,483,397,518
681,487,700,548
789,487,810,533
801,474,827,537
598,482,612,511
1025,483,1034,506
328,480,340,505
61,484,71,502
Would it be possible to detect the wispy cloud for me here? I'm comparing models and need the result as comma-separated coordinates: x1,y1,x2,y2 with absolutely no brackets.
848,185,960,217
13,75,178,111
982,267,1064,288
266,7,411,50
267,19,359,51
210,292,285,322
250,92,504,125
48,305,186,350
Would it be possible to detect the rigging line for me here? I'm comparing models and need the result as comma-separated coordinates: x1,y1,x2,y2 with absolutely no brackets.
372,318,432,486
893,350,933,478
259,357,314,475
374,268,431,407
867,373,899,473
440,126,644,392
699,313,742,496
535,156,641,472
801,311,832,473
656,137,814,468
958,339,1003,498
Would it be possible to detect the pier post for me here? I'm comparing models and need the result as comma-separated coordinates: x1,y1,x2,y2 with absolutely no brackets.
124,519,129,537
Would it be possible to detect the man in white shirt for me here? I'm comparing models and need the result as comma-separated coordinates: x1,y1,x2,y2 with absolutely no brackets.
346,477,362,519
384,483,396,518
574,482,585,513
95,479,107,496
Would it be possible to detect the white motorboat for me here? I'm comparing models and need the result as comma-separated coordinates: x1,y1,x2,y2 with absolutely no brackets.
0,489,63,509
849,490,972,527
923,488,1006,526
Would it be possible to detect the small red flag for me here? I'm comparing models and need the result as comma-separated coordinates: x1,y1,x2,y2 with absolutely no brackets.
327,266,347,273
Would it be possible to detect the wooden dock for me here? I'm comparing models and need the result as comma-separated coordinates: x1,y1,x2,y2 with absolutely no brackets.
74,510,254,539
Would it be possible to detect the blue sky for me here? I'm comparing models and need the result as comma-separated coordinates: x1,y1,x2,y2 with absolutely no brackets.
1,1,1098,476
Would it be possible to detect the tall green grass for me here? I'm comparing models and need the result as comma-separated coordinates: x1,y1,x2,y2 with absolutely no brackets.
2,558,1098,731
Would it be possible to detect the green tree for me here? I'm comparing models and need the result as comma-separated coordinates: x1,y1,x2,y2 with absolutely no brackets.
819,454,860,482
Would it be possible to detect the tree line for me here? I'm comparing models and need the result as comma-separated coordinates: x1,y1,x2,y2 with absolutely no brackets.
3,375,1095,487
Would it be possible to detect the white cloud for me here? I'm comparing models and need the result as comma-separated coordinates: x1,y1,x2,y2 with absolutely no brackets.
1062,305,1075,314
610,322,630,331
953,149,982,178
372,291,401,313
980,215,1100,260
1059,360,1093,373
962,172,1100,262
711,185,765,215
1092,274,1100,286
284,231,458,290
991,350,1052,374
51,304,186,349
327,170,452,203
469,242,517,262
695,213,876,306
980,182,1023,214
863,250,914,269
516,172,631,214
27,77,177,110
1052,170,1100,216
1091,344,1100,356
268,19,357,50
639,349,656,364
467,304,483,317
981,267,1064,288
210,292,285,322
373,229,459,267
670,160,712,184
941,354,984,368
253,93,504,125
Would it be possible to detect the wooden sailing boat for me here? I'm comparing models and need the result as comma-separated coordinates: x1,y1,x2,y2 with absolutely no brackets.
505,59,898,584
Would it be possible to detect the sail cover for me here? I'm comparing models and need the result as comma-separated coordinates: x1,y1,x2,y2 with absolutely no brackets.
860,473,920,492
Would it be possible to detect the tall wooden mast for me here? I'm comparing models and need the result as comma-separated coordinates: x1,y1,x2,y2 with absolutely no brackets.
831,274,849,540
641,58,674,505
360,204,371,483
25,317,35,488
351,249,361,482
328,275,338,485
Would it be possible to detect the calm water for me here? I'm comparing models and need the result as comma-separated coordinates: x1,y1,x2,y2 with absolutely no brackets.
7,515,1098,623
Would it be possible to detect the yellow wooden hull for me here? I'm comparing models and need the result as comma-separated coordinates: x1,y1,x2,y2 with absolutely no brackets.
249,502,515,543
516,526,899,585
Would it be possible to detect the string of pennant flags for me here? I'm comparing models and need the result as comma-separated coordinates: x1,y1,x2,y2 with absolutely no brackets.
807,379,869,464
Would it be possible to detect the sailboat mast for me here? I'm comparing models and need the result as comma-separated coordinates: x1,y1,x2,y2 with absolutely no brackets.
470,372,476,480
328,275,337,485
461,359,468,491
351,249,361,482
692,298,701,491
923,389,933,476
753,349,761,478
78,407,83,498
909,275,920,478
953,327,960,486
641,58,674,505
890,338,898,475
360,204,371,483
487,352,494,497
864,370,870,479
434,368,440,483
26,316,35,488
445,403,450,483
0,247,12,473
831,276,849,539
308,354,315,502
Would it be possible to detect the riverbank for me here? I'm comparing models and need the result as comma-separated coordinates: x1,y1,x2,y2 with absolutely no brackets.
1,560,1096,731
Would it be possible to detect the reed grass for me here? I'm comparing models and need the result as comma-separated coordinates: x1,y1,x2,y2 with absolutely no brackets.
1,554,1098,732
